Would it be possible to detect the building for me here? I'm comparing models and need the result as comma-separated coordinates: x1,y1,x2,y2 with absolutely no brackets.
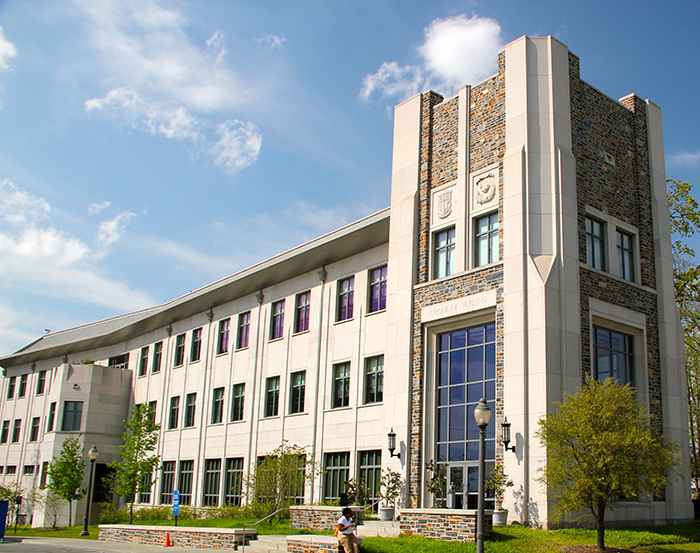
0,36,693,528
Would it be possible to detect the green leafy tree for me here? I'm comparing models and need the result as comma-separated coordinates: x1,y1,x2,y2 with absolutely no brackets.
668,178,700,496
109,404,161,524
47,435,85,526
244,441,317,520
537,378,682,551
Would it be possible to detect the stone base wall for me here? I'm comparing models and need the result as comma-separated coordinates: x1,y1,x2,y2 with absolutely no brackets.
98,524,256,550
399,509,492,542
287,535,344,553
290,505,364,531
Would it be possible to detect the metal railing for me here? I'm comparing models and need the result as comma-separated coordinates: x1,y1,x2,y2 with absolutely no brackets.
240,507,290,553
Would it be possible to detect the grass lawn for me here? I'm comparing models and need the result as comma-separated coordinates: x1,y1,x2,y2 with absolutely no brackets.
10,519,699,551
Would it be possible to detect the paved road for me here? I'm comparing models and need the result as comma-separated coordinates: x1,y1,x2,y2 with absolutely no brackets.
0,536,214,552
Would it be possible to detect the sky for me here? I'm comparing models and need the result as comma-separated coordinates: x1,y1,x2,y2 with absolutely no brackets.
0,0,699,356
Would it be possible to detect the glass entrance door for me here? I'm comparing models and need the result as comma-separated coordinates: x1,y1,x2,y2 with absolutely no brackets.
446,462,495,510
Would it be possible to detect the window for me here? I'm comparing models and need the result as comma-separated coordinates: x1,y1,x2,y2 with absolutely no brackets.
7,376,15,399
617,230,634,281
5,466,16,475
138,473,152,503
337,278,354,321
152,341,163,373
139,346,149,377
147,401,157,426
593,327,634,385
217,318,231,354
211,387,224,424
231,384,245,422
23,465,34,475
323,452,350,502
12,419,21,442
364,356,384,404
270,301,285,340
1,421,9,444
586,217,605,270
289,371,306,414
36,370,46,395
237,312,250,349
40,462,48,489
332,363,350,408
62,401,83,431
30,417,40,442
184,393,196,428
358,450,382,508
190,328,202,362
47,402,56,432
295,292,311,333
169,396,180,429
0,467,3,474
160,461,175,504
434,227,456,278
203,459,222,506
18,374,27,398
436,323,496,509
475,213,499,266
108,353,129,369
174,334,186,366
178,460,194,505
369,266,387,313
265,377,280,417
224,458,244,505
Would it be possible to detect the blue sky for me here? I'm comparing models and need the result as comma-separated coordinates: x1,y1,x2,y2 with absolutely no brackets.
0,0,699,356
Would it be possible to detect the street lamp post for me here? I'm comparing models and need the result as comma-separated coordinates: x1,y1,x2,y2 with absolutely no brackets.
79,445,99,537
474,397,491,553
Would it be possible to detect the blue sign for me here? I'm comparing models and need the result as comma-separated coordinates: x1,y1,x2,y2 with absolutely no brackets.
173,490,180,517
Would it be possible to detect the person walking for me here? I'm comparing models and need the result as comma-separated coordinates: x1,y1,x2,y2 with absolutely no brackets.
337,507,360,553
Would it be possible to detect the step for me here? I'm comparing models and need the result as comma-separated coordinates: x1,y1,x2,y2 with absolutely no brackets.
238,534,288,553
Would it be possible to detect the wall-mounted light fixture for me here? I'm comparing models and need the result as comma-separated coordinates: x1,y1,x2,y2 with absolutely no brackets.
387,429,401,460
501,418,516,453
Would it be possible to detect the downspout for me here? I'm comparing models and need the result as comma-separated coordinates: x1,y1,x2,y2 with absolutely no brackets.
245,291,264,488
309,268,327,503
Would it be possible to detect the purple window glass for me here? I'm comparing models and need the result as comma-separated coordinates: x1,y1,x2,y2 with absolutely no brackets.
337,277,354,322
369,266,387,313
271,300,285,340
237,312,250,349
217,318,230,354
295,292,311,333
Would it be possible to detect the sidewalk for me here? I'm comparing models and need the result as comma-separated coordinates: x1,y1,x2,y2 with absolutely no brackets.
1,535,217,552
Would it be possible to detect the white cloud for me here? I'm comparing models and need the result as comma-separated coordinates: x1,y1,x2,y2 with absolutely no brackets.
206,30,227,66
0,300,48,356
96,211,137,250
211,120,262,175
88,200,111,215
138,237,240,277
254,34,286,52
361,14,503,102
0,180,153,312
668,150,700,168
0,26,17,72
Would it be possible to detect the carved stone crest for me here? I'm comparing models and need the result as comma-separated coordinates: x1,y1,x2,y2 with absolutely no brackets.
436,190,453,219
474,172,497,205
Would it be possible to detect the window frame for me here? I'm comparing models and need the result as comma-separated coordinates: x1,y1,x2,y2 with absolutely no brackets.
592,326,634,386
237,312,251,349
139,346,149,377
474,212,499,267
184,393,197,428
224,457,244,505
364,355,384,404
178,460,194,505
217,318,231,355
295,291,311,333
11,419,21,442
270,301,285,340
211,387,224,424
617,230,635,282
30,417,40,442
434,227,456,279
202,459,222,506
265,376,280,417
152,341,163,373
289,371,306,414
332,362,350,409
168,396,180,430
337,277,355,322
18,374,27,398
160,461,176,504
368,266,387,313
585,216,606,271
231,383,245,422
61,401,83,432
7,376,15,399
0,421,9,444
47,402,56,432
174,333,186,367
36,370,47,395
190,328,203,362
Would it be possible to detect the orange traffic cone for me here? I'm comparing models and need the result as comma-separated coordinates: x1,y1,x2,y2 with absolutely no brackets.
164,532,173,547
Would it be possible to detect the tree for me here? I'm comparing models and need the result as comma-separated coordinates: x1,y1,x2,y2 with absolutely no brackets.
537,378,682,551
47,435,85,526
109,404,161,524
244,441,317,520
668,178,700,496
33,489,66,529
0,482,24,526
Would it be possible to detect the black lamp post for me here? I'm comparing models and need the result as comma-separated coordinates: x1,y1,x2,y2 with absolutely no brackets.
79,445,99,537
387,429,400,459
474,398,491,553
